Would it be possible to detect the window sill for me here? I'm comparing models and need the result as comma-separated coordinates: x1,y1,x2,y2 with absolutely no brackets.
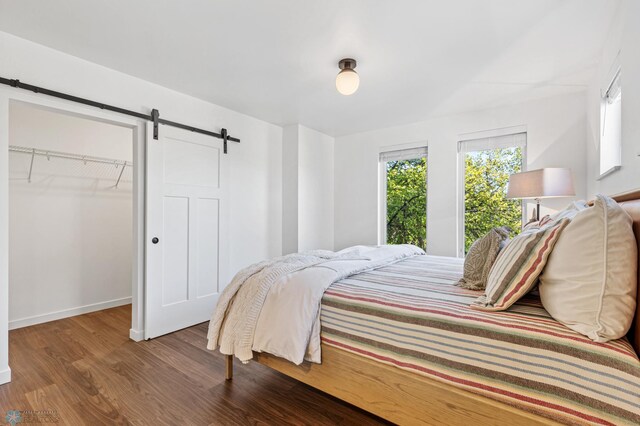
597,165,621,181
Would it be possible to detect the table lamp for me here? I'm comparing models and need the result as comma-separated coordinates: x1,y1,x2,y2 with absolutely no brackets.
506,168,575,221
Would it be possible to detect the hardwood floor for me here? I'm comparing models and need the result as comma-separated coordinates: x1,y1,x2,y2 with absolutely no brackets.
0,305,389,425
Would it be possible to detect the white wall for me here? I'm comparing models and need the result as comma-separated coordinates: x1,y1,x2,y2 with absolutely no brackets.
282,125,300,254
282,124,334,253
586,0,640,196
9,102,133,328
298,125,334,252
0,30,283,383
334,91,588,256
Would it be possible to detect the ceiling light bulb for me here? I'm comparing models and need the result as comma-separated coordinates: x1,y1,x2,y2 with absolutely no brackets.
336,58,359,95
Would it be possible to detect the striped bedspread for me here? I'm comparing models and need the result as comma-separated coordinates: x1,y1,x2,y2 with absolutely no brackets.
320,255,640,425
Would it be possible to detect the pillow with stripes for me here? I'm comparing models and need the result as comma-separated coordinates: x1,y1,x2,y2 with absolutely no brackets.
470,217,570,311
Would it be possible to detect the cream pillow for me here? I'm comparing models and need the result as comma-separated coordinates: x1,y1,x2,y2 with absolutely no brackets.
549,200,589,221
524,201,588,230
539,195,638,342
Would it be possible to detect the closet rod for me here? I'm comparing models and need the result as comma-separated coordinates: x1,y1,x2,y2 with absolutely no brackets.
9,145,132,168
0,76,240,153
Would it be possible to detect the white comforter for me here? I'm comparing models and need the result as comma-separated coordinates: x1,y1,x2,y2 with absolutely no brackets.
207,244,424,365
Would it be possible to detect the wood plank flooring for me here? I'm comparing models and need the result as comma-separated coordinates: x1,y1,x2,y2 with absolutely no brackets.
0,305,389,425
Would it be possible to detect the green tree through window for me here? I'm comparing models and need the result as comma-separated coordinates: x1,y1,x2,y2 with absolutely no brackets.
386,158,427,250
383,148,520,254
464,147,522,252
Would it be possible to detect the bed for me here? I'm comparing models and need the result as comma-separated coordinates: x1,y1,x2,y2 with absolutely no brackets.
223,190,640,426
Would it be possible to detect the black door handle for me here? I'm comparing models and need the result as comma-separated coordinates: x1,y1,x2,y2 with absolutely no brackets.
152,237,159,244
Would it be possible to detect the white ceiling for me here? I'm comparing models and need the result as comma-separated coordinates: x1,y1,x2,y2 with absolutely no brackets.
0,0,620,136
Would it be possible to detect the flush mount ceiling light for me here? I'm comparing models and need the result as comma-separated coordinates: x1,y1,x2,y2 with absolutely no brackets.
335,58,359,95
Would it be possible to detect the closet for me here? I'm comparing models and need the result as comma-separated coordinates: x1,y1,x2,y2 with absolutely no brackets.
7,102,133,330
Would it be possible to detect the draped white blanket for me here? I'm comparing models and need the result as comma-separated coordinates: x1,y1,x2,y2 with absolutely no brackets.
207,245,424,365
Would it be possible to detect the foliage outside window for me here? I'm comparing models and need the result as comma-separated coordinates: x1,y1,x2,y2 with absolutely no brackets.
464,147,522,253
385,158,427,250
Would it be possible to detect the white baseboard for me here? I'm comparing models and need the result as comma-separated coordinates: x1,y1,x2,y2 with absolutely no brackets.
129,328,144,341
9,297,132,330
0,367,11,385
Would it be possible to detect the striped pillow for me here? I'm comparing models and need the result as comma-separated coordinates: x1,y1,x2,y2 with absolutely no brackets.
470,218,570,311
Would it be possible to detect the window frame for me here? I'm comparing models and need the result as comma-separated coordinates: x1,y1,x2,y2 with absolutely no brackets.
378,143,428,250
598,67,622,179
456,128,527,257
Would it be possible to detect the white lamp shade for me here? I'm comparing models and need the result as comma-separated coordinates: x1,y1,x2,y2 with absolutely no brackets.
507,168,575,199
336,69,360,95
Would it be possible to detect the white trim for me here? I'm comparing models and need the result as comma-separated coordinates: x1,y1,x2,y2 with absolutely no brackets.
458,132,527,153
378,160,388,245
0,94,9,383
131,124,146,340
597,165,621,180
0,367,11,385
377,139,429,154
456,149,465,257
458,125,527,143
9,297,132,330
379,146,427,162
129,328,145,342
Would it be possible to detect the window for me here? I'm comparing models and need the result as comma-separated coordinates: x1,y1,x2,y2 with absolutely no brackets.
600,68,622,178
458,133,526,256
379,146,428,250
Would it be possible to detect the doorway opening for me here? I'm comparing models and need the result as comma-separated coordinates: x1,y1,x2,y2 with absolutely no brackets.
7,101,135,332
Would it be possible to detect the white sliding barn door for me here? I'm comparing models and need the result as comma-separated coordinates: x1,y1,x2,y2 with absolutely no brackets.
145,123,228,339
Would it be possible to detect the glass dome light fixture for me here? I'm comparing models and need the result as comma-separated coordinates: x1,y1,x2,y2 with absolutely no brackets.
335,58,359,95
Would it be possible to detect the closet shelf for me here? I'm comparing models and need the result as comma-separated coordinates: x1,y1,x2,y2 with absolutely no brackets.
8,144,132,187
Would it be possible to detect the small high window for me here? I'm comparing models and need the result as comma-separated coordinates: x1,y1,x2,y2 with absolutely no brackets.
600,68,622,178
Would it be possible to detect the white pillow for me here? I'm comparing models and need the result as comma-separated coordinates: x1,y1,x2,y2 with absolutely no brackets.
522,201,588,231
549,200,589,221
539,195,638,342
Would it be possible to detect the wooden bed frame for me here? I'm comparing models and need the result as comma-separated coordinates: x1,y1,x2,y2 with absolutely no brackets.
226,189,640,426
